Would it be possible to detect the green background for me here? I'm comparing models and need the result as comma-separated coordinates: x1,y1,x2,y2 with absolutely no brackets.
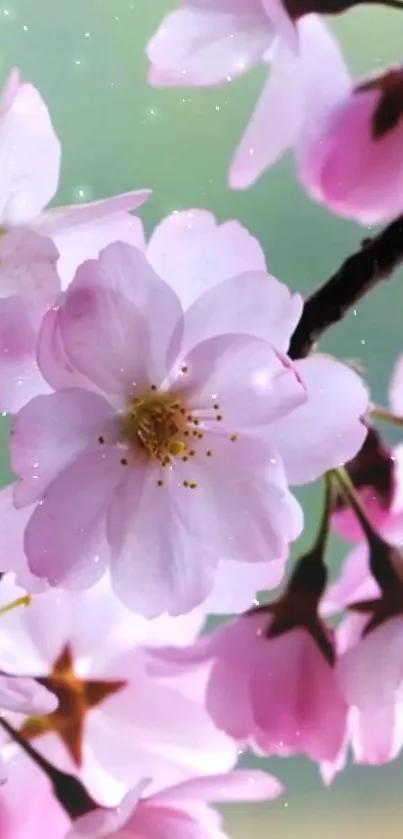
1,1,403,835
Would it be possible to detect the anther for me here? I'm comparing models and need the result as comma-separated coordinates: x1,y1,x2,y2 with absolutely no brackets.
182,456,189,462
230,434,238,441
197,432,204,439
189,450,196,457
157,479,164,487
206,450,213,457
120,458,128,466
98,435,105,444
181,365,189,373
216,415,223,422
183,480,189,487
169,440,187,456
213,404,219,410
151,385,157,391
189,482,198,489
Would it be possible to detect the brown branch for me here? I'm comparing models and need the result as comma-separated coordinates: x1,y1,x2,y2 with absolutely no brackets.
289,213,403,360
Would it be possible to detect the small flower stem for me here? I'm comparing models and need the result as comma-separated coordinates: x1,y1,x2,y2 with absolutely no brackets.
288,474,332,597
331,467,401,591
0,715,97,820
370,405,403,428
331,467,376,543
314,472,332,556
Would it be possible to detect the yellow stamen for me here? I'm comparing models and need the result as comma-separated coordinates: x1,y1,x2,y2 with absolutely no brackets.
0,594,32,617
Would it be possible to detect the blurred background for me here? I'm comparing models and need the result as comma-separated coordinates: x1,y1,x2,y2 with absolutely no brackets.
0,0,403,835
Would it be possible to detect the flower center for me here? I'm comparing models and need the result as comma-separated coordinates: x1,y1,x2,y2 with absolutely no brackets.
119,386,217,471
123,391,188,464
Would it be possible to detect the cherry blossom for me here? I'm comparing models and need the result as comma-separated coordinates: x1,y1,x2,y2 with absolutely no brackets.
0,69,150,414
298,65,403,225
322,518,403,776
68,770,283,839
148,608,348,764
332,353,403,541
0,575,235,806
8,234,368,615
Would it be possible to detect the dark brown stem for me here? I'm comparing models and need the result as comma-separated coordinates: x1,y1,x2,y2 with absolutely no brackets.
0,715,97,820
289,214,403,359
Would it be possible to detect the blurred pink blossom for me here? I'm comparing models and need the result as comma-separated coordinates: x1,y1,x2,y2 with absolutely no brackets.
298,66,403,225
333,353,403,541
0,575,236,807
322,521,403,777
147,610,348,764
0,69,150,414
68,770,283,839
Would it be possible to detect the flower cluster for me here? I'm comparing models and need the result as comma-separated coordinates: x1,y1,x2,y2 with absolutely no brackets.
0,1,402,835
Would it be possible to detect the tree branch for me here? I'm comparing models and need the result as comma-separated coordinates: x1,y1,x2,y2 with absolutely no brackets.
289,213,403,360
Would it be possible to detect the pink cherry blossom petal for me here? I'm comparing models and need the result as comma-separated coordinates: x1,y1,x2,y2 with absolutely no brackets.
231,14,351,189
108,469,217,618
180,271,303,354
205,558,284,614
268,355,368,484
0,754,70,836
92,677,235,788
261,0,297,49
0,77,60,224
251,630,347,762
147,6,273,88
38,190,151,236
0,672,58,714
151,770,283,803
24,446,123,588
58,278,150,401
337,617,403,710
0,68,21,111
37,305,96,393
178,333,306,427
173,435,303,564
300,85,403,225
351,703,403,765
0,486,47,591
230,41,303,189
35,190,150,289
0,294,51,413
292,14,351,160
11,388,117,507
205,613,266,740
59,244,183,395
147,210,267,310
0,227,60,300
66,782,148,839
